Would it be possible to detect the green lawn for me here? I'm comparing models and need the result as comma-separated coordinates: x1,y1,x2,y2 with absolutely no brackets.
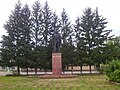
0,74,120,90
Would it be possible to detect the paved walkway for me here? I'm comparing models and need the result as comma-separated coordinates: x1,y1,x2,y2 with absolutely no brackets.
0,71,12,76
0,71,99,76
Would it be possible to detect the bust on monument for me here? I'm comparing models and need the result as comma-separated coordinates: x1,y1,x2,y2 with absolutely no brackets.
53,31,61,52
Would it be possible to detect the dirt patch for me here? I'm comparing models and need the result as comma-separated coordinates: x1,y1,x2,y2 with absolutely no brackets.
110,81,120,85
28,74,78,79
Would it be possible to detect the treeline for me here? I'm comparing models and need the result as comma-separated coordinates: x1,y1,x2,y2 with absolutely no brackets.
0,1,118,74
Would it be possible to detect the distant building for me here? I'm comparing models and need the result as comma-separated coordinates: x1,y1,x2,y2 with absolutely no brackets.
0,66,17,71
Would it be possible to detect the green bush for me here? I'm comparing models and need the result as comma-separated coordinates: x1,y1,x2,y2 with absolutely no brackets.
99,64,106,74
105,60,120,83
112,69,120,82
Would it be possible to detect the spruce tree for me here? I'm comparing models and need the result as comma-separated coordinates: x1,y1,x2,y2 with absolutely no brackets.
42,1,53,72
1,1,32,74
74,17,86,73
0,35,14,67
60,8,72,44
60,8,73,71
103,37,120,62
31,0,43,74
19,4,31,74
3,1,23,74
42,1,53,45
75,7,112,73
51,12,61,32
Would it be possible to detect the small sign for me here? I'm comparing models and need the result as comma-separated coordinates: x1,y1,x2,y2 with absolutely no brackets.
53,56,61,58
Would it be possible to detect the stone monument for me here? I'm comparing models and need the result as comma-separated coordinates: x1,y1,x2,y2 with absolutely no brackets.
52,31,62,75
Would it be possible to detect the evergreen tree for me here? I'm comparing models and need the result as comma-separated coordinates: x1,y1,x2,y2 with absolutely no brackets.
42,1,53,72
0,35,14,67
1,1,32,74
31,0,43,74
51,12,61,32
92,8,112,69
67,35,76,74
2,1,23,74
74,17,86,73
103,37,120,62
19,4,31,74
60,8,73,71
31,1,43,46
75,7,112,73
0,50,1,65
42,1,53,45
61,8,72,44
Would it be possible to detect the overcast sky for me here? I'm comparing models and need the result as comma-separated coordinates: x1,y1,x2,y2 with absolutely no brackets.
0,0,120,40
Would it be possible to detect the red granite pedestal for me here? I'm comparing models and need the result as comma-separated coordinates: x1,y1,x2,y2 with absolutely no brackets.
28,53,77,79
52,53,62,75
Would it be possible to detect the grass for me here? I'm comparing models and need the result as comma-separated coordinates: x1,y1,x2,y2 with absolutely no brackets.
0,74,120,90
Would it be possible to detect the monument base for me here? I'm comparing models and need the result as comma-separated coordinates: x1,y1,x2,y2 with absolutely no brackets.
52,53,62,75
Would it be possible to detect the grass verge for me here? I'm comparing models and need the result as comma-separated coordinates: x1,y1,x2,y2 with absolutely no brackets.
0,74,120,90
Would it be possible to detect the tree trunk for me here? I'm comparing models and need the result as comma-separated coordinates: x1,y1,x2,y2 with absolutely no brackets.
62,65,65,73
26,68,28,75
35,67,37,75
89,65,92,74
80,65,82,73
67,65,69,70
45,68,47,74
17,65,20,75
71,65,73,74
96,64,100,71
39,68,41,71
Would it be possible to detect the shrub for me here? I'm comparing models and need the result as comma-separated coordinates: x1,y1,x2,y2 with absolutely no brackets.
112,69,120,82
105,60,120,83
99,64,106,74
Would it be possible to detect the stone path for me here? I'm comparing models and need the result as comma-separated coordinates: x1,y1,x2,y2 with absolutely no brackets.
0,71,12,76
0,71,99,76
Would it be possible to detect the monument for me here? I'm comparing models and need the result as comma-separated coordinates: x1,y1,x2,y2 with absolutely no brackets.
52,31,62,75
36,31,77,78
